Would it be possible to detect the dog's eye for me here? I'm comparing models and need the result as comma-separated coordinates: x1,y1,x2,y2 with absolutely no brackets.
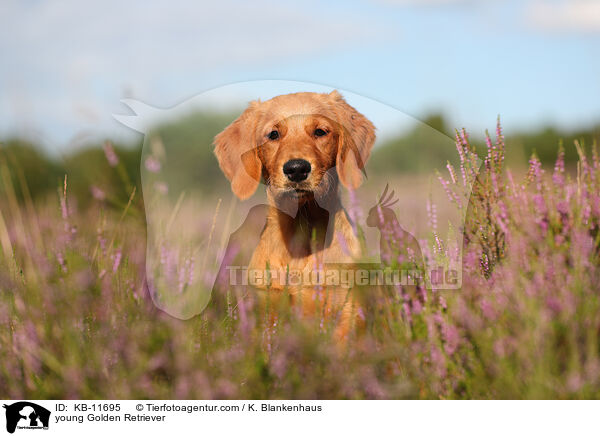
268,130,279,140
314,128,328,137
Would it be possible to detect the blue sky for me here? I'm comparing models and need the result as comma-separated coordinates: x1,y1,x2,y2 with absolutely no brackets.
1,0,599,151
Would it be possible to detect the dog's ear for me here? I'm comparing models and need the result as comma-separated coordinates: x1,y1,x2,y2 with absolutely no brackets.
330,90,376,190
214,101,262,199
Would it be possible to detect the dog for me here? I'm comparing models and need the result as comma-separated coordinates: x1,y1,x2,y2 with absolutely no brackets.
214,91,375,337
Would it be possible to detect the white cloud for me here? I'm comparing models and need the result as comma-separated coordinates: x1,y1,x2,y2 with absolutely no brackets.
525,0,600,32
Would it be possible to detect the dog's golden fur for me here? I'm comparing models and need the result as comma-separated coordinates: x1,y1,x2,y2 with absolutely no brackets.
214,91,376,337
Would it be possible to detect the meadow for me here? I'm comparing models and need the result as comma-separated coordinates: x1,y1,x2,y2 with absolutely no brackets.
1,121,599,399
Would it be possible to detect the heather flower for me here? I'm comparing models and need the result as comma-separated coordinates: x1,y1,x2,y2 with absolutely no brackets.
103,141,119,167
495,116,504,141
433,233,443,255
485,130,494,170
145,156,161,173
459,128,469,146
97,228,107,255
426,199,437,233
160,243,177,282
90,185,106,201
455,130,467,185
154,181,169,194
177,256,195,293
440,320,460,355
527,154,544,189
60,195,68,221
446,162,457,184
480,253,490,277
553,146,565,187
545,296,563,315
437,173,462,207
533,193,547,214
480,298,497,320
187,256,195,286
178,261,187,293
495,200,509,235
112,248,122,273
429,345,447,379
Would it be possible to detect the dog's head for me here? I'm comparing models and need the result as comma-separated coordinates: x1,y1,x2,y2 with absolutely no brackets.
214,91,376,203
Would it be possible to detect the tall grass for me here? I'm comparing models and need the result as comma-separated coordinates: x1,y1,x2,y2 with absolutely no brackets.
0,124,599,399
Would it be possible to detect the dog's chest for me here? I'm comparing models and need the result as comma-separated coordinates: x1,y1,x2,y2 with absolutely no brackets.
248,208,359,281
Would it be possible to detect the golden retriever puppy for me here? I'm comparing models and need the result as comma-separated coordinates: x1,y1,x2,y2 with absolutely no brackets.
214,90,375,338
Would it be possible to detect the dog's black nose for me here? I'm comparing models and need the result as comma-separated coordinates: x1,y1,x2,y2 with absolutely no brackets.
283,159,311,182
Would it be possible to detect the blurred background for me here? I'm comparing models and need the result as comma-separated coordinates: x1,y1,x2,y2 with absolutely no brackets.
0,0,599,205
